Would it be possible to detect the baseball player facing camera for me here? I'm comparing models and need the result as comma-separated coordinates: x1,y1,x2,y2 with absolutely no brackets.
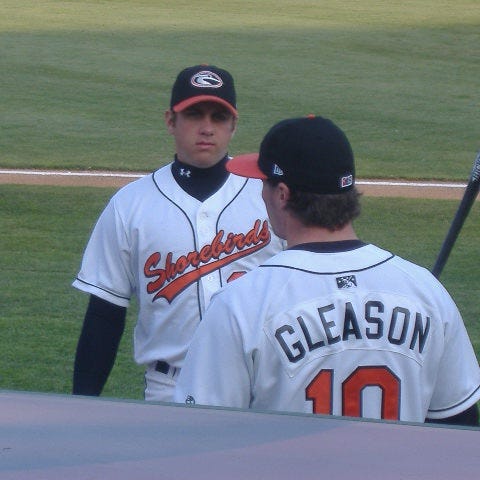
175,115,480,426
72,65,284,401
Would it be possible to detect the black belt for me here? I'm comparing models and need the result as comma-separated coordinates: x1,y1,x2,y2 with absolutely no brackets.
155,360,178,377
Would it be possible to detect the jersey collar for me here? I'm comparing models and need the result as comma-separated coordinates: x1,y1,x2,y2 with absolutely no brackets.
288,240,366,253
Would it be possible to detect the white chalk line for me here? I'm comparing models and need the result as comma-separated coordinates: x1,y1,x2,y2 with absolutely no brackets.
0,169,143,179
0,169,468,190
358,180,466,189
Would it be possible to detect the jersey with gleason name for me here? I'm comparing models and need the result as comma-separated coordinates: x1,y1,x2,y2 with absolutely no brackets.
175,243,480,422
72,164,284,368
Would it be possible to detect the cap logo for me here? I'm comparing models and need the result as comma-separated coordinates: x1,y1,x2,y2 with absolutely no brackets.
340,174,353,188
191,71,223,89
272,164,284,176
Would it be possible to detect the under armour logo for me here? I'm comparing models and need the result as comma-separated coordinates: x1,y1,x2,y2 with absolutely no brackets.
180,168,191,177
336,275,357,289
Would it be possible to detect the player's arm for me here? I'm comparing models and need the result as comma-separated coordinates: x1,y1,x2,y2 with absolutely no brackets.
72,294,126,396
426,404,479,427
423,285,480,426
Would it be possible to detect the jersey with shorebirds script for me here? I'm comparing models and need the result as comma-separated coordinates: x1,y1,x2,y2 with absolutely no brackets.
73,163,284,368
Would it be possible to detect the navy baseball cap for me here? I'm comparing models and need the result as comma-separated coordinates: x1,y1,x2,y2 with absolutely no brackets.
170,64,237,116
226,115,355,194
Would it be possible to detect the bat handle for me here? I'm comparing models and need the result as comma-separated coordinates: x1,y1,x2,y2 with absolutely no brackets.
431,150,480,278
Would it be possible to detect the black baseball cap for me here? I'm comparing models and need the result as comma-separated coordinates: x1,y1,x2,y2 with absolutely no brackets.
226,115,355,194
170,64,237,116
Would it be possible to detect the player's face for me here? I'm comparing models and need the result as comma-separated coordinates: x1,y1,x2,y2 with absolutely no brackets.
165,102,237,168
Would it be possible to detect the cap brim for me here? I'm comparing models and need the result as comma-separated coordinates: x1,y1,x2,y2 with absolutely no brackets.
226,153,267,179
172,95,238,116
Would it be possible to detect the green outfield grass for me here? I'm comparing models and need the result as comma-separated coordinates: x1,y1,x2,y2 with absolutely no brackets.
1,1,479,179
0,185,478,399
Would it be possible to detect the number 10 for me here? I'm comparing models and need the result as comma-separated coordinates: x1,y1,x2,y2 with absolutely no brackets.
306,366,400,420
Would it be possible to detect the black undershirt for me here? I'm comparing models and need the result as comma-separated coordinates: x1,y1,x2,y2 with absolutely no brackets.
171,155,230,201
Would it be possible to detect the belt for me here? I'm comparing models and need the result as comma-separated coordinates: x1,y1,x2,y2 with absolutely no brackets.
155,360,179,378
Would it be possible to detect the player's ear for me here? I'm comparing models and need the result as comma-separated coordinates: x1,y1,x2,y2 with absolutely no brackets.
165,109,176,133
277,182,290,204
230,115,238,136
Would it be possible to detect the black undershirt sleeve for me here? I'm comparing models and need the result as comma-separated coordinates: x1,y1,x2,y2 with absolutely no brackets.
425,404,479,427
72,295,127,396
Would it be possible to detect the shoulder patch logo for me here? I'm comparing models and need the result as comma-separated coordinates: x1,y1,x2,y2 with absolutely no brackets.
340,174,353,188
336,275,357,289
191,71,223,88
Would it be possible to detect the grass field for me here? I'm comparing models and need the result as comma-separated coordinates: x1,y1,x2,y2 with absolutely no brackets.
1,185,478,399
1,1,479,178
1,1,479,401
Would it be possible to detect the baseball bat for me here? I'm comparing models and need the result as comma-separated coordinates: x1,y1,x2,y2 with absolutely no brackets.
431,149,480,278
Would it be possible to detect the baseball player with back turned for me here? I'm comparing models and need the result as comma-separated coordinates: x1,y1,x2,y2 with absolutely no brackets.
175,115,480,425
72,65,284,402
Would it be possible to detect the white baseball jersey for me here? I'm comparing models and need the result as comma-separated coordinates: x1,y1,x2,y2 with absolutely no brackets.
175,243,480,422
73,164,284,369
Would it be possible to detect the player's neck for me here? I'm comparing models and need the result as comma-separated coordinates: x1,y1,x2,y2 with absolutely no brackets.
285,222,358,248
171,155,229,201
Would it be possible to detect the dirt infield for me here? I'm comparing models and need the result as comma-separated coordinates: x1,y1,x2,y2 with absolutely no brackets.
0,168,473,201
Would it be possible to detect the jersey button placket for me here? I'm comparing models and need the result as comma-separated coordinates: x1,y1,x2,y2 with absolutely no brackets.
196,208,221,304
